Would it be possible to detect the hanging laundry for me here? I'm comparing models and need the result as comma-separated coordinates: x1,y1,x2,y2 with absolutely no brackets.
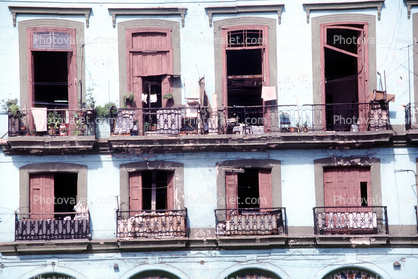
150,94,157,103
142,93,148,104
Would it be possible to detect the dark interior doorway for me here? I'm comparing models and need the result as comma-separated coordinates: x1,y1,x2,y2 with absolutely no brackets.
238,168,260,209
54,173,77,213
33,51,68,108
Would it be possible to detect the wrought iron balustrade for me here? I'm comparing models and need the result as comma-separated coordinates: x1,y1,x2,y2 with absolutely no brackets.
15,211,90,241
313,206,388,235
215,207,287,237
116,209,188,239
8,108,95,137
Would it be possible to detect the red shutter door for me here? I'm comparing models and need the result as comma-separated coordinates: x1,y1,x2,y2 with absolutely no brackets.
324,167,370,207
258,169,272,210
166,171,175,210
30,173,54,219
129,172,142,217
225,172,238,210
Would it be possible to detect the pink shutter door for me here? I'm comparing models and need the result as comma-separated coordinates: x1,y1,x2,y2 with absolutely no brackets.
30,174,54,219
161,75,173,108
225,172,238,210
166,171,175,210
358,167,371,207
324,169,337,207
357,27,368,131
345,168,362,206
258,169,272,210
129,172,142,217
67,51,77,134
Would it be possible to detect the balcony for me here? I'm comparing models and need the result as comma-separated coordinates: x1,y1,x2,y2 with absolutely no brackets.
15,211,90,241
215,207,287,237
116,209,188,239
107,102,393,152
313,206,388,235
5,108,96,153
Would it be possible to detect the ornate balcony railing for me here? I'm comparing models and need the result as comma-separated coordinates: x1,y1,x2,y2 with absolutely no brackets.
214,207,287,237
108,101,391,137
313,206,388,235
8,108,95,137
15,211,90,241
116,209,188,239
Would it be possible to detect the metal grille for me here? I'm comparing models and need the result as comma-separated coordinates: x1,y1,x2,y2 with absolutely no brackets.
15,212,90,241
215,207,287,237
117,209,188,239
313,206,388,235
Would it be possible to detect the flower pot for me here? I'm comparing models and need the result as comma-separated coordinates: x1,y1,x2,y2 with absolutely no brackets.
303,127,308,132
289,127,295,133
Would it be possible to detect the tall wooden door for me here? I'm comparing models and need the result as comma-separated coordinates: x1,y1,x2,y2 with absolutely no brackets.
129,172,142,217
324,167,371,207
30,173,54,219
258,169,272,211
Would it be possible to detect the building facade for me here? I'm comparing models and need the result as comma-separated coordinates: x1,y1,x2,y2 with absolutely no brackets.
0,0,418,278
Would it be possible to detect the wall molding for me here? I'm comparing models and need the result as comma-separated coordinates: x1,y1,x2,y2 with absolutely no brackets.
9,6,91,27
108,7,187,28
205,4,284,27
303,1,384,23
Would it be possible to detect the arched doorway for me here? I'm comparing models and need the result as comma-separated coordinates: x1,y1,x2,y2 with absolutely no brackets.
130,270,180,279
323,268,381,279
226,268,281,279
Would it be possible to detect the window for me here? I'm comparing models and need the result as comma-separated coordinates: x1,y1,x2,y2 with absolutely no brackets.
323,167,371,207
311,15,377,132
129,170,174,213
17,163,89,240
225,168,272,210
321,23,368,131
119,161,184,212
213,18,278,133
18,20,85,111
225,269,280,279
313,157,387,235
30,172,78,218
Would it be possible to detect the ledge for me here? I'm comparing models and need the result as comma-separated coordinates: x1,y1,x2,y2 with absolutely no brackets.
405,129,418,142
205,4,284,27
9,6,92,27
302,1,384,23
404,0,418,19
4,136,96,154
2,234,418,255
216,235,287,249
108,7,187,28
108,130,394,154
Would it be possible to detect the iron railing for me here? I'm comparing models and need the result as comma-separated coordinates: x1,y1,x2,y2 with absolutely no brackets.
8,108,95,137
405,103,413,130
214,207,287,237
109,101,391,137
313,206,388,235
15,211,90,241
116,209,188,239
415,205,417,233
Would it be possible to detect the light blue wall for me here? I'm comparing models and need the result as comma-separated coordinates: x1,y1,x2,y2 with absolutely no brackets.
1,148,417,242
0,248,418,279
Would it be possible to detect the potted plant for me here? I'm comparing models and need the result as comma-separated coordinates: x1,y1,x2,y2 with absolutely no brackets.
2,98,22,136
47,111,60,135
151,123,157,131
144,122,150,132
302,121,308,132
123,92,135,108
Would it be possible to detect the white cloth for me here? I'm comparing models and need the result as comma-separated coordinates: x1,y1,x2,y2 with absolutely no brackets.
31,107,47,132
142,93,148,104
261,86,276,101
150,94,157,103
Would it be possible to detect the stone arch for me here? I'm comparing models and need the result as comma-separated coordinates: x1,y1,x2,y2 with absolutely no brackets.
118,264,189,279
320,267,385,279
129,270,181,279
216,263,290,279
225,268,281,279
19,266,87,279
